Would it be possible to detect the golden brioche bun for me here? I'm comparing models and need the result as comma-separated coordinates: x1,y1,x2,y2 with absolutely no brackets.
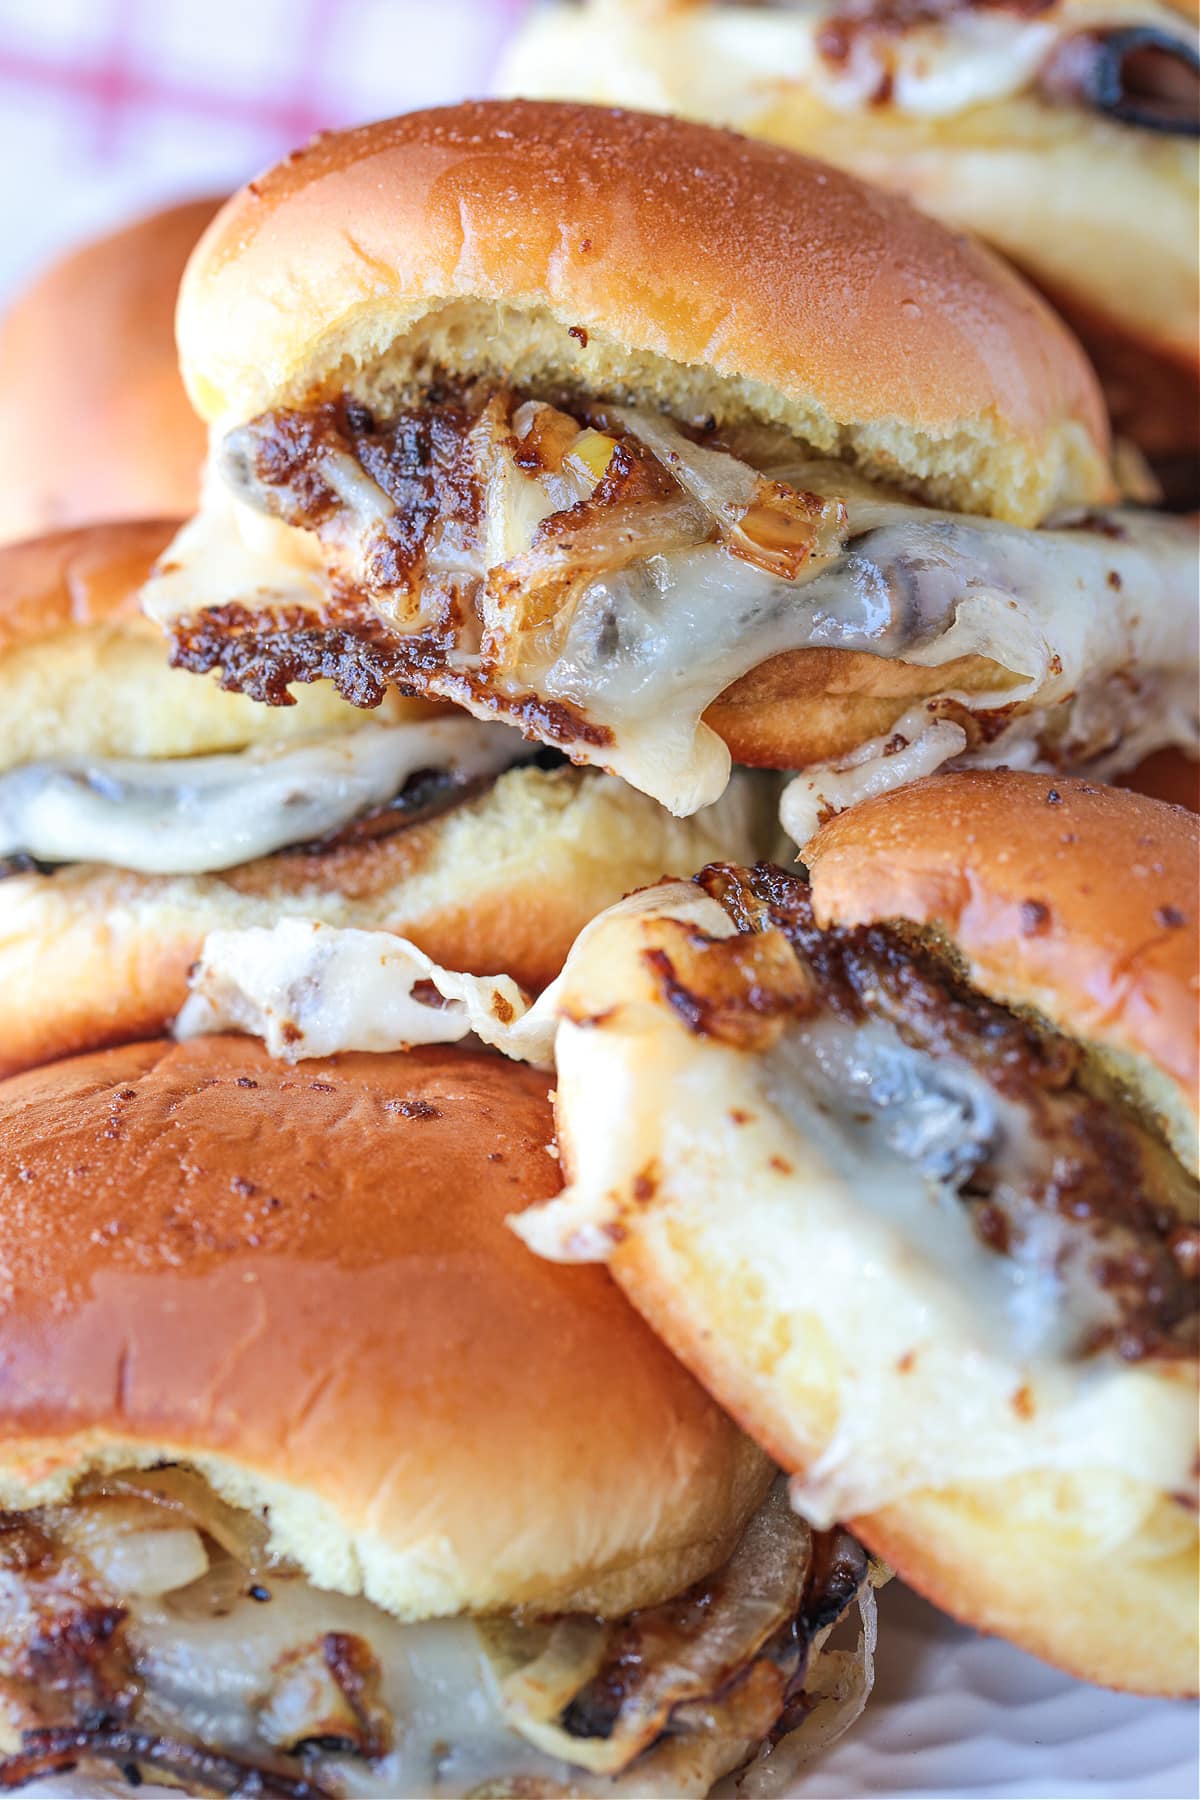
0,200,219,543
500,3,1197,472
178,100,1111,525
0,1036,772,1620
803,770,1199,1166
0,520,426,765
0,761,773,1076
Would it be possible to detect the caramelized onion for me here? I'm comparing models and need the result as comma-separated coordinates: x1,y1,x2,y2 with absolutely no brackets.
1041,27,1200,134
164,1549,252,1621
78,1522,208,1601
498,494,710,589
77,1468,276,1579
0,1726,333,1799
732,1579,879,1798
486,491,711,670
483,1483,814,1776
610,406,847,579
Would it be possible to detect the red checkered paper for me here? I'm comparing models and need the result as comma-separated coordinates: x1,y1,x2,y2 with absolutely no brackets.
0,0,534,301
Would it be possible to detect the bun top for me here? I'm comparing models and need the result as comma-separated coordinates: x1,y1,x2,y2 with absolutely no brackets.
804,771,1199,1163
0,198,218,543
179,100,1110,525
0,1037,771,1621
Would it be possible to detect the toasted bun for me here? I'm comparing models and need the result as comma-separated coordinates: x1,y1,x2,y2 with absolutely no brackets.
704,647,1019,768
179,100,1110,525
0,200,219,543
803,770,1199,1166
0,1035,772,1619
608,1232,1199,1697
0,762,773,1076
0,521,428,766
523,876,1198,1694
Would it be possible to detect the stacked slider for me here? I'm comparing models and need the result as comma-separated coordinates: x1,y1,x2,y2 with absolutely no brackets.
0,521,770,1075
517,771,1200,1695
141,102,1198,847
0,105,849,1800
137,93,1195,1699
0,1034,873,1796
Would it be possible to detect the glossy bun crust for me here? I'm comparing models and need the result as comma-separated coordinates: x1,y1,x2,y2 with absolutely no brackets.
804,770,1199,1165
0,516,175,656
179,100,1110,525
0,199,218,542
0,1038,771,1620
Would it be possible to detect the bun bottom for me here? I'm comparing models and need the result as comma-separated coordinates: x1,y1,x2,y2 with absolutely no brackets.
0,764,773,1075
706,650,1018,767
598,1218,1197,1699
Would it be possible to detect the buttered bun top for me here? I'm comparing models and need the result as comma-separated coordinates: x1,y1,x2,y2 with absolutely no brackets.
177,99,1110,526
0,1036,771,1622
0,198,219,543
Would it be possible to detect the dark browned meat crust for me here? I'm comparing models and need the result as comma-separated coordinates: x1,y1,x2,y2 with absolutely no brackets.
171,600,613,750
223,390,484,604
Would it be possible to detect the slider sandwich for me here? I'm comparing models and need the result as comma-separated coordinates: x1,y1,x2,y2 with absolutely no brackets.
0,519,770,1075
0,198,221,542
0,1034,875,1797
512,770,1199,1694
143,101,1199,844
501,0,1200,497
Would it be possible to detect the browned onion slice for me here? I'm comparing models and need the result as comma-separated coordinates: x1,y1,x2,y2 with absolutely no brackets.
482,1483,815,1775
76,1468,277,1580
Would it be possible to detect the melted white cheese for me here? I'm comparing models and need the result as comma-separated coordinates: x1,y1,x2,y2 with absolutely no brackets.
144,441,1199,818
127,1578,585,1798
778,654,1200,849
531,482,1198,810
177,919,558,1064
0,718,520,875
173,880,726,1063
511,886,1198,1528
